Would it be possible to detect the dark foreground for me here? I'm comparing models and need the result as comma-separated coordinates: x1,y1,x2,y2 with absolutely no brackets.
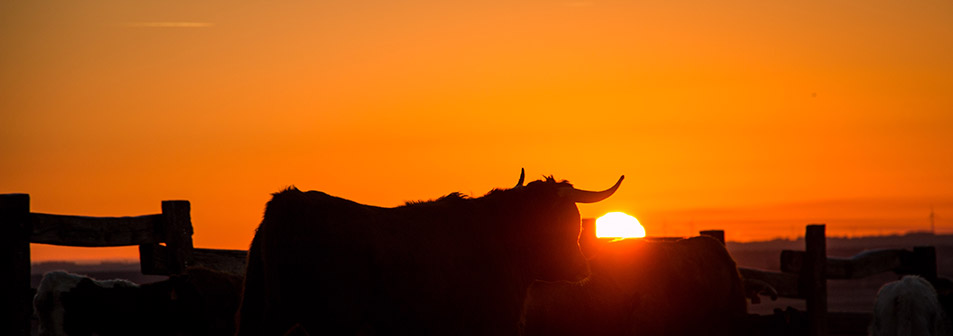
31,233,953,335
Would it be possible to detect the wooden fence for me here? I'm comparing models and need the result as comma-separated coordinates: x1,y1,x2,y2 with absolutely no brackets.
737,224,938,336
0,194,247,336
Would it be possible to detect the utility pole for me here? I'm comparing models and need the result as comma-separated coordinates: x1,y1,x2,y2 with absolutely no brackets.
930,206,936,234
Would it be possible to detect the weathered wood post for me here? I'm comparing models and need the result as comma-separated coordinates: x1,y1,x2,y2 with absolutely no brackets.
1,194,32,336
161,200,194,274
804,224,828,336
700,230,725,245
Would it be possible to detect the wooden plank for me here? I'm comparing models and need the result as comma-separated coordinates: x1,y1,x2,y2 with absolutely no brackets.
739,267,802,298
161,201,194,274
838,249,905,279
142,244,247,276
1,194,32,336
804,224,828,336
30,213,163,247
783,249,908,279
192,248,248,276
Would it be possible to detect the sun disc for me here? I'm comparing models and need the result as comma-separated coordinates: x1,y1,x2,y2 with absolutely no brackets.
595,212,645,238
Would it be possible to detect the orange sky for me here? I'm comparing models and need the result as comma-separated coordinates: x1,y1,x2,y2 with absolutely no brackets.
2,0,952,262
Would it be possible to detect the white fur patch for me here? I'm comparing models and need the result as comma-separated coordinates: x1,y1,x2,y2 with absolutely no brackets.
871,275,944,336
34,271,139,336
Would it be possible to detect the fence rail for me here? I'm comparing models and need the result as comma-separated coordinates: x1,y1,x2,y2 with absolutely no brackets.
738,224,938,336
739,267,801,298
780,246,937,280
140,244,247,276
30,213,164,247
0,193,248,336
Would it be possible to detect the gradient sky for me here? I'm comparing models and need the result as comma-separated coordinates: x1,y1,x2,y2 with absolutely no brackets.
2,0,952,261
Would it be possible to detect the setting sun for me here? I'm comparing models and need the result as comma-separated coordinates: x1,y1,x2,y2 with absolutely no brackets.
595,212,646,239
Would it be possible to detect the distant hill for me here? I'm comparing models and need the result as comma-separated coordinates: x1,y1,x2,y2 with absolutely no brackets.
727,232,953,277
728,232,953,253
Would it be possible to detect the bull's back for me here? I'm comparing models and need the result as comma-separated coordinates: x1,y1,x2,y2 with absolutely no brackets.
642,237,747,335
240,189,387,335
675,237,747,315
525,236,747,336
622,237,746,334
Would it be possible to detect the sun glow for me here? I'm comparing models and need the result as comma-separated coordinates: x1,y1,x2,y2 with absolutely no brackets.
595,212,646,239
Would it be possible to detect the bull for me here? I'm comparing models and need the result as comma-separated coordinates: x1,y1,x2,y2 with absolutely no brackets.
236,170,624,335
521,236,747,336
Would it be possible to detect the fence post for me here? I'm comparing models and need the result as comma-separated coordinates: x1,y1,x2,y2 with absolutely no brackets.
161,200,194,274
1,194,32,336
699,230,725,245
804,224,828,336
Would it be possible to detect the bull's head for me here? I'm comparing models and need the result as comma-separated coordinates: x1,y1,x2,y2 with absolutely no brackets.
505,170,624,283
511,168,624,203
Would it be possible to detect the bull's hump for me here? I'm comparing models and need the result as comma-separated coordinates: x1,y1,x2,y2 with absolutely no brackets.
277,189,385,210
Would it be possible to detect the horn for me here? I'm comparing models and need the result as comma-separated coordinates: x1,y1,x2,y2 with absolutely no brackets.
514,168,525,188
569,175,624,203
